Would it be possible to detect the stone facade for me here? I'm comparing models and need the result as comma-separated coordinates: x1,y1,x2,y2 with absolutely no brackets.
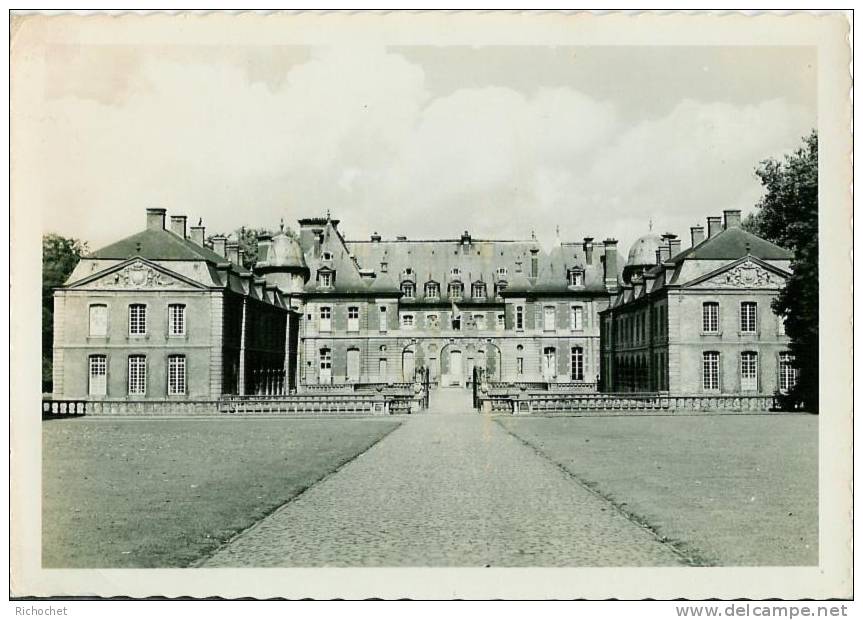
600,210,797,396
52,207,797,402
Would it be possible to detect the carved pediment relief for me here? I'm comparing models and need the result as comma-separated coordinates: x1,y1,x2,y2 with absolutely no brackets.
77,261,200,290
690,259,787,289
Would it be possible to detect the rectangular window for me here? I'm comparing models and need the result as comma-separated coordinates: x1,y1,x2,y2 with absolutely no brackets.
424,282,439,298
426,313,439,329
702,302,719,333
347,306,360,332
702,351,720,391
568,270,584,286
128,354,146,395
496,313,505,330
320,272,333,288
571,306,583,331
779,352,798,393
448,283,463,300
88,354,107,396
740,351,758,392
168,304,186,336
128,304,147,336
319,306,332,332
379,306,388,332
740,302,757,334
167,354,186,395
89,304,108,337
471,283,486,298
543,306,556,331
474,313,486,330
401,283,415,298
570,347,584,381
515,305,524,330
346,349,361,382
517,357,524,375
401,314,415,329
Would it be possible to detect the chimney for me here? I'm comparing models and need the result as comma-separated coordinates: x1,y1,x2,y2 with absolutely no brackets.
461,231,472,245
668,238,682,257
690,225,705,247
211,235,227,257
602,239,618,290
723,209,742,229
658,245,671,262
238,248,247,268
312,229,323,257
371,232,381,242
146,207,166,231
190,223,205,246
226,241,239,265
656,248,663,267
257,233,272,264
396,235,407,241
707,216,723,238
583,237,594,265
169,215,187,239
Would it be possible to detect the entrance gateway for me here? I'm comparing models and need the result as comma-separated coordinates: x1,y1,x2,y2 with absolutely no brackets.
449,350,462,386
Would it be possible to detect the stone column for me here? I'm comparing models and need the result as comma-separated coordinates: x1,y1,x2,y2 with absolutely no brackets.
238,298,247,396
283,311,292,395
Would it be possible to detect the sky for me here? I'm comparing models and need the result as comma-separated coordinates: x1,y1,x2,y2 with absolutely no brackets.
19,42,816,257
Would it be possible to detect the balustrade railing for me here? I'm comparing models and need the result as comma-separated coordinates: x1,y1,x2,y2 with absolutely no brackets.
479,392,779,414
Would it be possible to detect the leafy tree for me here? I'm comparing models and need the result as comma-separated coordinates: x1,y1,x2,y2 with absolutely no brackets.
43,234,89,392
745,130,818,412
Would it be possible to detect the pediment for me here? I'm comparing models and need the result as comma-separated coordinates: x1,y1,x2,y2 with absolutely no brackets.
69,259,207,291
686,258,788,290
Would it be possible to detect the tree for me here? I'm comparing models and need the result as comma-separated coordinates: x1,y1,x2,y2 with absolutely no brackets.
43,234,89,392
745,130,818,412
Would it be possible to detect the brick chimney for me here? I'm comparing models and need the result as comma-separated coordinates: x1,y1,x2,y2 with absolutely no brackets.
226,241,239,265
190,224,205,246
602,239,618,290
690,225,705,247
169,215,187,239
707,216,723,238
583,237,594,265
146,208,166,231
723,209,742,229
668,238,682,257
211,235,227,257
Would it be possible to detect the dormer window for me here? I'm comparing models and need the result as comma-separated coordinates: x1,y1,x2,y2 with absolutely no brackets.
448,282,463,300
401,282,415,298
322,251,333,261
496,267,508,278
494,282,507,298
450,267,461,278
568,269,584,287
405,267,413,276
424,282,440,299
471,282,486,299
380,261,388,273
318,270,334,288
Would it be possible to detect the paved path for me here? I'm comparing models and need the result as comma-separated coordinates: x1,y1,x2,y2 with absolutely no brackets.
201,389,684,567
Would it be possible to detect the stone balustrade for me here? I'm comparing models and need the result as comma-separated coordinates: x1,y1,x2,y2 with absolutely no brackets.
479,392,780,414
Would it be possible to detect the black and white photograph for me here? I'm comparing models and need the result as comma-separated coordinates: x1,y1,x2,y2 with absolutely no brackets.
9,9,853,603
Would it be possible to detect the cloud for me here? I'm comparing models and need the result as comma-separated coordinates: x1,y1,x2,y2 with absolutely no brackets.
21,45,815,259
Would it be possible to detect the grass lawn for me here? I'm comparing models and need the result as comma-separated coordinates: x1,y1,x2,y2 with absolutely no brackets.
43,417,400,568
497,414,817,566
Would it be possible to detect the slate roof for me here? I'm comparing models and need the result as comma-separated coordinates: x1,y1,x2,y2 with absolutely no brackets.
668,226,791,264
88,227,251,275
298,219,616,297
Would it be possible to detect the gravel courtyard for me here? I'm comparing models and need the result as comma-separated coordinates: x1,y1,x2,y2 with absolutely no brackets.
202,391,687,567
44,391,818,568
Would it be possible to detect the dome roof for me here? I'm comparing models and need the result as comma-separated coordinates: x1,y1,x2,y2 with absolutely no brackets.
259,232,306,269
626,233,663,267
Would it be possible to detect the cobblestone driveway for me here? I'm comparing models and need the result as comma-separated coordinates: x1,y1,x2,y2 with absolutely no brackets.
201,390,685,567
